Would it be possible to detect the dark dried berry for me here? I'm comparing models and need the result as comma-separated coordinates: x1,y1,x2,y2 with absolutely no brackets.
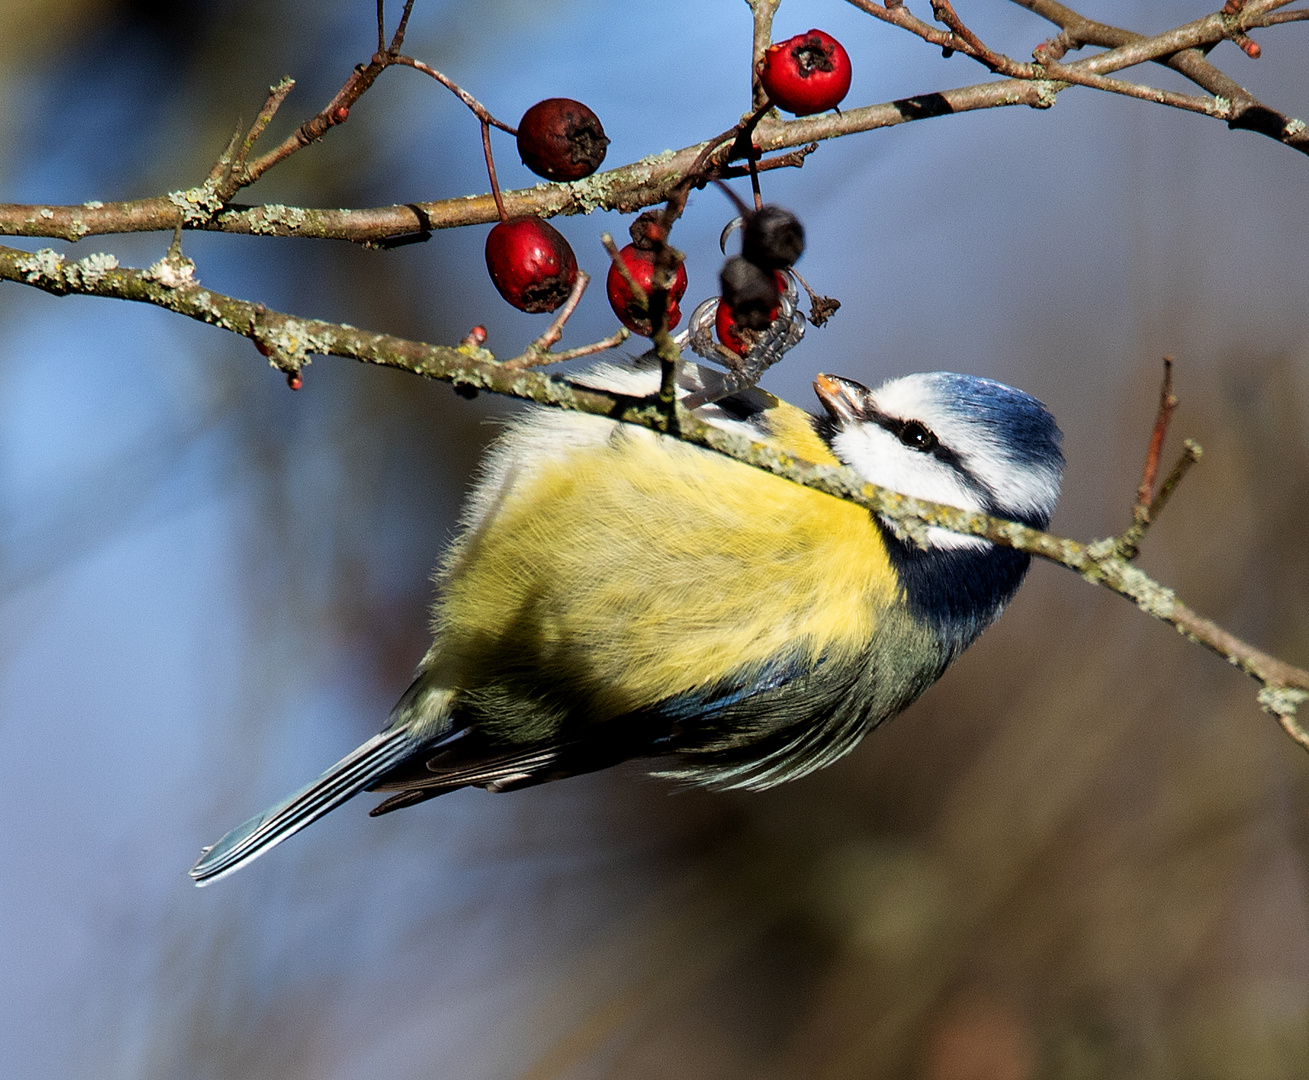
742,205,805,271
516,98,610,182
720,256,780,331
628,210,668,251
485,217,578,313
760,29,852,116
606,244,688,336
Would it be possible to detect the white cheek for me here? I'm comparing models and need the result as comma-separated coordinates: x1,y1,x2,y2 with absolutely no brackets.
832,427,984,510
832,426,990,551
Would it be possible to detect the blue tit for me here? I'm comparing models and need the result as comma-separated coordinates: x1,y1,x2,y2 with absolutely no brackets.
190,361,1062,884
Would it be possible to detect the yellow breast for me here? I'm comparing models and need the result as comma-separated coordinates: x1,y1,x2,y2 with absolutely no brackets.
431,401,900,719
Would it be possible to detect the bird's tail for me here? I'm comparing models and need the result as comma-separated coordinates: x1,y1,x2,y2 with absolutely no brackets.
189,727,419,886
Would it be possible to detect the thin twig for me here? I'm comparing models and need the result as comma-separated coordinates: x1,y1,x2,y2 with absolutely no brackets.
1116,359,1189,561
1137,357,1178,508
389,0,417,54
1148,439,1204,524
847,0,1309,130
503,328,630,369
229,77,297,184
391,56,518,132
1118,442,1203,561
1261,8,1309,24
500,271,592,367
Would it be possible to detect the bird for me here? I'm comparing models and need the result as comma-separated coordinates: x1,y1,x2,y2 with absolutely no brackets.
190,360,1063,884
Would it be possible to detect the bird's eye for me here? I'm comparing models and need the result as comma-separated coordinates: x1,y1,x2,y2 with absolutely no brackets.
898,420,938,452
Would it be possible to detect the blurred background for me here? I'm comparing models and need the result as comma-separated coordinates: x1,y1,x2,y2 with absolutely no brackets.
1,1,1307,1077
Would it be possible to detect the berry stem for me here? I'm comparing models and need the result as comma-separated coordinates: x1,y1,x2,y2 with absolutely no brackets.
392,56,517,134
482,121,508,223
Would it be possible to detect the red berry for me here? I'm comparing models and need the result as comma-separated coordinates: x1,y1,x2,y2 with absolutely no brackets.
517,98,610,182
606,244,688,336
715,272,785,356
485,217,578,313
760,30,852,116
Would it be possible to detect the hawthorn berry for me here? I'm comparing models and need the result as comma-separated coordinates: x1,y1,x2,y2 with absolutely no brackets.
517,98,610,182
606,243,688,336
716,269,786,355
760,29,852,116
484,216,578,313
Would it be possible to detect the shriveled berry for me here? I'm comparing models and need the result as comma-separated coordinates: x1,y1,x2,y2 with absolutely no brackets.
742,205,805,271
485,217,578,313
517,98,610,182
628,210,668,251
760,29,852,116
606,244,688,336
720,256,780,331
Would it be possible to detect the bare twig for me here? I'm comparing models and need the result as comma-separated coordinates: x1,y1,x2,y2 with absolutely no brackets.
1147,440,1204,525
846,0,1309,137
500,271,600,368
1115,360,1200,561
390,0,417,54
503,328,631,369
1010,0,1309,140
1137,357,1179,509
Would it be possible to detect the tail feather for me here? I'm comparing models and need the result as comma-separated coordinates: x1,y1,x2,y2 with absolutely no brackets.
189,728,418,886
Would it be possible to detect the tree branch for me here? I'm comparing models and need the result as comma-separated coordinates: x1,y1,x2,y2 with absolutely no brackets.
4,238,1304,745
3,2,1306,247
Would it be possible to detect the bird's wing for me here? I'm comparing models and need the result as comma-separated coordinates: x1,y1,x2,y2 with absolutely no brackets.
651,604,950,791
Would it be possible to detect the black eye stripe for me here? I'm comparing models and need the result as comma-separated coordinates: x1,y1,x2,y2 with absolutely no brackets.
865,407,985,493
867,409,941,454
